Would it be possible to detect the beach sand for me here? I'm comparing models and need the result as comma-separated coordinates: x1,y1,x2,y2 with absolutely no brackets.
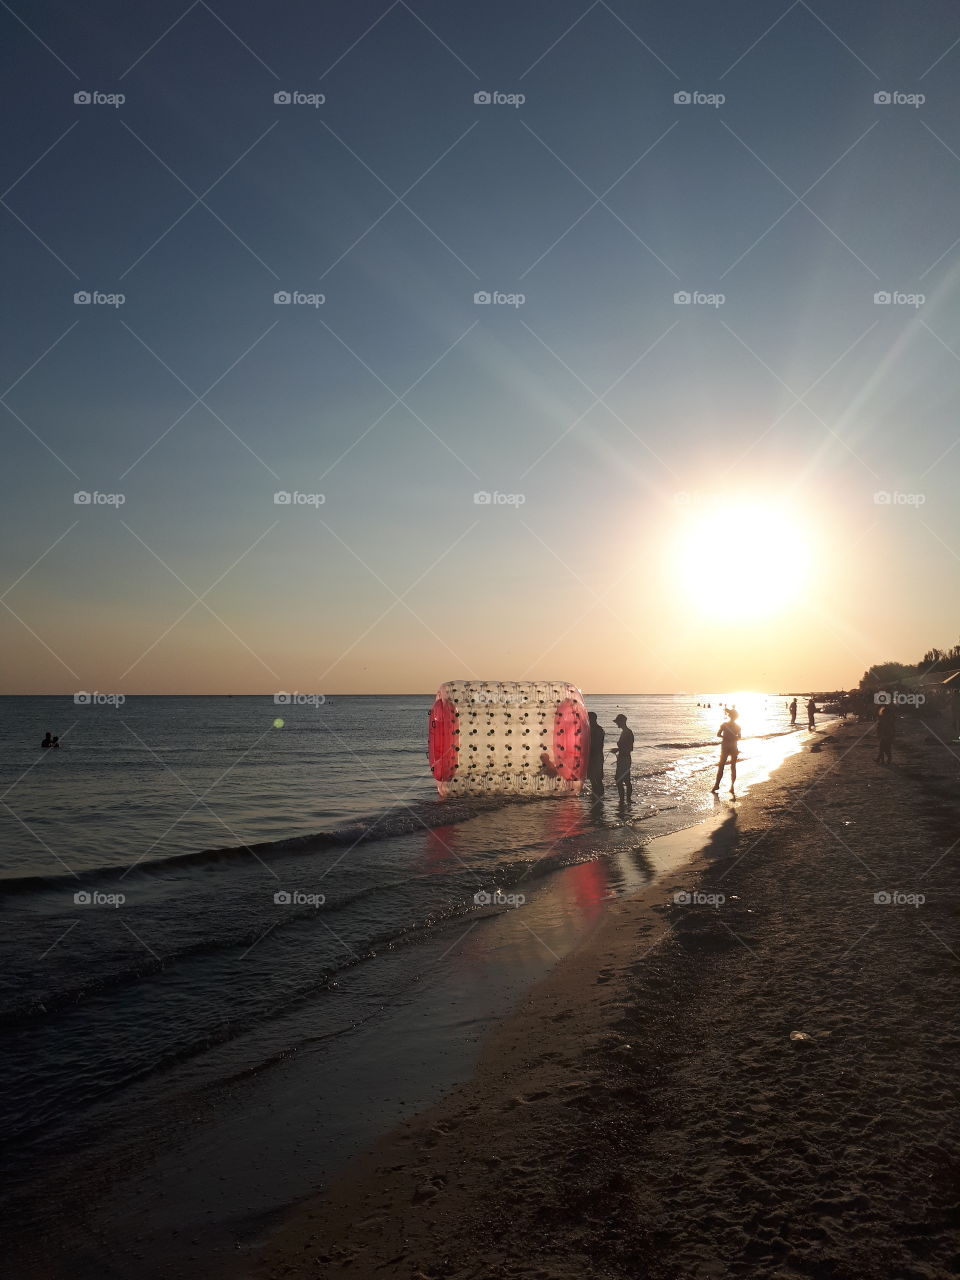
251,717,960,1280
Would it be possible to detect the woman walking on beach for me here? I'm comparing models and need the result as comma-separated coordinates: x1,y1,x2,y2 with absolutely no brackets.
876,706,896,765
712,708,741,795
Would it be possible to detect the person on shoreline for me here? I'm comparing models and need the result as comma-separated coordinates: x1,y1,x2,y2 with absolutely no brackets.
876,706,896,765
789,698,797,726
712,708,741,795
609,713,633,804
41,732,53,749
807,698,816,730
587,712,605,797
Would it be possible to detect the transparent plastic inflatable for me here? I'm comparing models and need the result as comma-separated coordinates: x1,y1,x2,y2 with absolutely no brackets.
427,680,589,797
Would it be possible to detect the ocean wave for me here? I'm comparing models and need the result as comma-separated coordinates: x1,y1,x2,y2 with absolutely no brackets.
0,794,531,895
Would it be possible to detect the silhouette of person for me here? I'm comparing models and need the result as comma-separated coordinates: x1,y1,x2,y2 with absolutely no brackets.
789,699,797,726
587,711,605,797
876,706,895,764
712,708,741,795
51,736,60,749
41,732,53,749
807,698,816,730
610,714,633,803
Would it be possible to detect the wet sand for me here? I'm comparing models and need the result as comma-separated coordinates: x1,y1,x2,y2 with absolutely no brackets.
252,716,960,1279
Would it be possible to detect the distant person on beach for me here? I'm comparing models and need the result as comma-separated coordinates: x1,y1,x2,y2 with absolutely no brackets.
610,714,633,803
789,698,797,725
807,698,816,730
41,732,53,749
587,712,605,797
712,709,741,794
876,706,895,765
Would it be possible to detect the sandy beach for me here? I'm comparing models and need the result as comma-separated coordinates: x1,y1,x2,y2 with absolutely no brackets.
250,716,960,1280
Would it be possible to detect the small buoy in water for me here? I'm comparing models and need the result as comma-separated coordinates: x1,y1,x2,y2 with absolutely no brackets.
789,1031,812,1041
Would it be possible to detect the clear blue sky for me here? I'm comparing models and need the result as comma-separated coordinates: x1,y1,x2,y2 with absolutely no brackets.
2,0,959,693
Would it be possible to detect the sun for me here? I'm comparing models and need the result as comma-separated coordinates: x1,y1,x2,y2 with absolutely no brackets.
670,496,812,617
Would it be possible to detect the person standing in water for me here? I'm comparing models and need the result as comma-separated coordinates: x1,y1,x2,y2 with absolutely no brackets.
41,732,53,749
789,698,798,726
807,698,816,730
610,713,633,803
712,708,741,795
587,711,605,797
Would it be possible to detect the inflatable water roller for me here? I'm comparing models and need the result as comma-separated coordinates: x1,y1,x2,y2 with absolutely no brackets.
427,680,589,797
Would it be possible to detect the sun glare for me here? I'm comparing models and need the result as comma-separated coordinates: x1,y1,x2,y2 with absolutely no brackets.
671,497,812,617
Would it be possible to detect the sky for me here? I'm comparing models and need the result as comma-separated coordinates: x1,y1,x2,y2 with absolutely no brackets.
1,0,959,695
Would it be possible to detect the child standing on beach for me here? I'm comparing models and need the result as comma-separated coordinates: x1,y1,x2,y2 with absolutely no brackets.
876,706,896,765
712,708,741,795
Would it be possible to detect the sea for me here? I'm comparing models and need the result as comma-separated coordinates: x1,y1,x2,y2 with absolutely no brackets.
0,691,809,1222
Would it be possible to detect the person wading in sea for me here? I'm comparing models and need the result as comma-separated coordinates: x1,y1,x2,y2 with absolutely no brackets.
610,713,633,804
587,711,605,797
712,707,741,796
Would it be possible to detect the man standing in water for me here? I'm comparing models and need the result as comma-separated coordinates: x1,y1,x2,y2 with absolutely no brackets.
610,713,633,804
807,697,816,730
587,711,605,797
789,698,798,726
712,708,741,795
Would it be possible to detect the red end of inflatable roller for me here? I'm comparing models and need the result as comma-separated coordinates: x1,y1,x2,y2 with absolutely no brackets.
427,697,459,782
553,698,588,781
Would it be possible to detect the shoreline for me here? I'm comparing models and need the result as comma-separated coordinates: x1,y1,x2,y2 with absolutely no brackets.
250,716,960,1279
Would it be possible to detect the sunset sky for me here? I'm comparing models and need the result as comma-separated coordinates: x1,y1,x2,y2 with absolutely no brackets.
2,0,958,695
